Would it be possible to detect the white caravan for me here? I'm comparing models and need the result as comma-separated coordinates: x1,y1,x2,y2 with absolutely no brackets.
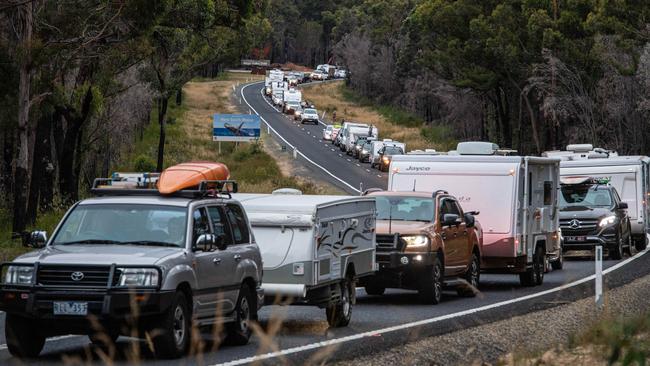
233,190,376,327
388,142,562,286
342,125,378,153
283,88,302,105
545,145,649,250
336,122,366,149
271,81,288,106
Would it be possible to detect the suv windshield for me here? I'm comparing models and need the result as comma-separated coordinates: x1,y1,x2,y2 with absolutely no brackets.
304,108,317,114
52,204,187,247
559,185,613,208
376,196,435,222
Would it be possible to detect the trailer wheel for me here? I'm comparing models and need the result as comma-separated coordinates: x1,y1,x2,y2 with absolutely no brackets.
519,245,545,287
418,256,443,304
326,278,353,327
551,248,563,270
635,235,648,251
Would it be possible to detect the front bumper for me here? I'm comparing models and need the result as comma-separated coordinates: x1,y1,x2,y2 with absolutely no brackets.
562,226,617,250
376,251,435,269
359,252,434,290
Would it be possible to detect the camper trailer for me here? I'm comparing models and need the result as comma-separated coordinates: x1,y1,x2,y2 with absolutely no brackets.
388,142,563,286
545,145,649,250
234,190,376,327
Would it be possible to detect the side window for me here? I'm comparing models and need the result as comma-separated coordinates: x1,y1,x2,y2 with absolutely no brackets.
225,204,251,244
207,206,234,246
543,181,553,206
192,208,211,244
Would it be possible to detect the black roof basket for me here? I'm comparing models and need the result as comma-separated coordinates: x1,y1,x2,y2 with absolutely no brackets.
433,190,449,196
91,178,238,199
361,187,383,196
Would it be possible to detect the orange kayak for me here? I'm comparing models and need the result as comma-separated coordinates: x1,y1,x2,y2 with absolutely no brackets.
158,162,230,194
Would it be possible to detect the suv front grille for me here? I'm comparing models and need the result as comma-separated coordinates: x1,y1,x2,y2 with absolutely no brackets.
376,234,405,252
560,219,599,236
37,265,118,288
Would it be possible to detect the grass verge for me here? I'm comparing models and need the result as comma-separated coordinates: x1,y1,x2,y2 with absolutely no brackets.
300,81,457,151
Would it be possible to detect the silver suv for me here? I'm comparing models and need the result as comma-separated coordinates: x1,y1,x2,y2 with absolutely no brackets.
0,180,263,359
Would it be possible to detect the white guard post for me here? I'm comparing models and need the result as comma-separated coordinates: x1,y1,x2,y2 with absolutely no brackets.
595,245,603,308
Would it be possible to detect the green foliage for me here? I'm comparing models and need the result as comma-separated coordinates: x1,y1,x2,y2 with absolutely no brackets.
133,155,157,172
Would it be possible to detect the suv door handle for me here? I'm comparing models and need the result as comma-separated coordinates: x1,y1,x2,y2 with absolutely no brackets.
234,254,242,261
213,258,221,264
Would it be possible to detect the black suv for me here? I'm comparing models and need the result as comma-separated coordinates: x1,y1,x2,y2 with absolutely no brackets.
378,145,404,172
559,178,632,259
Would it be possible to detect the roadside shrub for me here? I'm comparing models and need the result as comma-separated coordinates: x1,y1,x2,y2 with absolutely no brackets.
134,155,156,172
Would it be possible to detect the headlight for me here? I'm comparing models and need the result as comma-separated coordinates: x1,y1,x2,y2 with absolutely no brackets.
4,265,34,285
383,156,390,162
403,235,430,248
362,149,368,154
599,215,617,227
356,145,361,150
117,268,159,287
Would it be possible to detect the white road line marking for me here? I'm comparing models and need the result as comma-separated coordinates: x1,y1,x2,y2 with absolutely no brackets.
377,174,382,178
346,159,351,162
338,154,342,157
331,149,335,152
356,164,361,167
366,169,371,172
241,85,360,193
217,248,650,366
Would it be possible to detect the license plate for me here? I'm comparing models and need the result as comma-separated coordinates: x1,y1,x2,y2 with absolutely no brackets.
53,301,88,316
566,236,587,242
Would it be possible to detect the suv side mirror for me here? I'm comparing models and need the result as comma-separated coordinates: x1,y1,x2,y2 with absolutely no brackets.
464,213,475,228
27,231,47,248
618,202,628,209
442,214,460,227
195,234,216,252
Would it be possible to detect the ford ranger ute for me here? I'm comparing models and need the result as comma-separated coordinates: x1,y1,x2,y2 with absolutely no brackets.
0,163,263,359
559,177,632,259
358,190,482,304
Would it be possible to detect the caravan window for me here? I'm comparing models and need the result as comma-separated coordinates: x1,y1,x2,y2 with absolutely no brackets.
375,196,435,222
543,181,553,206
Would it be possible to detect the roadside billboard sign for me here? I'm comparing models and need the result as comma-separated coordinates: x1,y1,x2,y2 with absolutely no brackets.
213,114,261,142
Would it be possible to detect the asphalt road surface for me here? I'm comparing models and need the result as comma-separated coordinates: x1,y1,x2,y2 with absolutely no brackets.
0,81,648,365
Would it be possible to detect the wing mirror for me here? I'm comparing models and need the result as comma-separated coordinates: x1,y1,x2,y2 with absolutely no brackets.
195,234,216,252
618,202,628,209
464,213,475,228
442,214,461,227
28,231,47,248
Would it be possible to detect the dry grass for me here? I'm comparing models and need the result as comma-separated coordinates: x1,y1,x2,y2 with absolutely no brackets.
301,81,433,151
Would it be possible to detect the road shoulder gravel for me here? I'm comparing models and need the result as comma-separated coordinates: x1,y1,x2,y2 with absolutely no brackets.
334,273,650,366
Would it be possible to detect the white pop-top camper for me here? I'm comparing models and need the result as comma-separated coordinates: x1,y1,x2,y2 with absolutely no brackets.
233,190,376,327
546,145,649,250
388,142,562,286
283,88,302,104
343,125,378,152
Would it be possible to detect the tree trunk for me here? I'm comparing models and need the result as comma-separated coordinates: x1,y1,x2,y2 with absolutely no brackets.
175,89,182,106
58,120,82,202
2,128,14,194
156,97,168,172
12,1,33,233
523,92,541,154
26,113,50,224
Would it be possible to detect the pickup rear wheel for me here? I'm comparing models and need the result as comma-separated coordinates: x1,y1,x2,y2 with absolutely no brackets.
152,292,190,359
326,278,353,327
226,285,255,345
5,314,45,358
457,252,480,297
419,256,443,304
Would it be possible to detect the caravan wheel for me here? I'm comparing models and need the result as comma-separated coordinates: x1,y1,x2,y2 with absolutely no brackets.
326,279,353,327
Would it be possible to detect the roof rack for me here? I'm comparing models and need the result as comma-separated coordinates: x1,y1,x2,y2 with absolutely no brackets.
560,176,610,186
91,178,238,199
361,188,383,196
433,190,449,196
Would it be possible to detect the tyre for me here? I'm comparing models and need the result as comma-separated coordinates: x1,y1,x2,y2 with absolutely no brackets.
418,256,443,304
609,232,623,260
326,278,353,327
635,235,648,251
226,285,255,345
364,283,385,296
624,229,633,256
551,247,564,270
5,314,45,358
457,251,480,297
152,292,191,359
520,245,545,286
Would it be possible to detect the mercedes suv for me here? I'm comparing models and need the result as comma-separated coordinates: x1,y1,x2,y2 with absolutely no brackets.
559,177,632,259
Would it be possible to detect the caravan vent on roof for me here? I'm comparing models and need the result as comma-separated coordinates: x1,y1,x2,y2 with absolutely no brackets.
566,144,593,153
456,141,500,155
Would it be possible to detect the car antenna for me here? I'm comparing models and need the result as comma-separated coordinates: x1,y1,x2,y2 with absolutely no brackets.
412,179,416,192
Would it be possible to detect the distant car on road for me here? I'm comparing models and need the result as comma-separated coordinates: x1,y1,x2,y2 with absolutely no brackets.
334,69,347,78
359,190,482,304
283,101,301,114
0,163,264,359
293,105,303,120
358,140,373,163
310,70,328,80
378,144,405,172
323,125,339,140
301,108,320,125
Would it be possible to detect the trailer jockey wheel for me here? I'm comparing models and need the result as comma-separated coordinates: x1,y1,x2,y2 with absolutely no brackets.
326,278,353,327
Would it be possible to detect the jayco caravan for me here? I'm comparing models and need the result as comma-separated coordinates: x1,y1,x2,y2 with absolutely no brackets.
234,190,376,327
388,142,562,286
545,145,649,250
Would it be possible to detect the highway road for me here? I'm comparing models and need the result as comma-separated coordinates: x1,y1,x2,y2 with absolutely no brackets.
0,81,648,365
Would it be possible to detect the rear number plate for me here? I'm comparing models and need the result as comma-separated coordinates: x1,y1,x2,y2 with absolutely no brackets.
53,302,88,316
566,236,587,242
